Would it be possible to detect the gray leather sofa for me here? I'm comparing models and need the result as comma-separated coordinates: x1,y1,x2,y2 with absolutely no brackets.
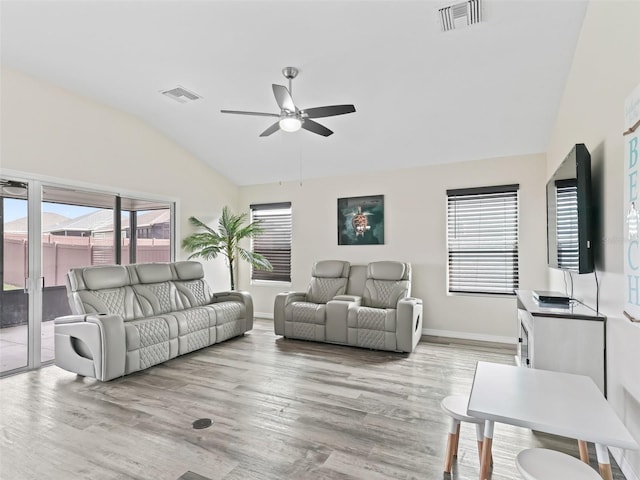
274,260,423,353
54,261,253,381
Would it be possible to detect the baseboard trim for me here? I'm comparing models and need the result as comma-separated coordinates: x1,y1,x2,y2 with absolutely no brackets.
610,447,639,480
253,318,515,344
422,328,516,345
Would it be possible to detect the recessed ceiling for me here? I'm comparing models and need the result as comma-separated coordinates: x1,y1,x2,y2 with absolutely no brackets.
0,0,588,186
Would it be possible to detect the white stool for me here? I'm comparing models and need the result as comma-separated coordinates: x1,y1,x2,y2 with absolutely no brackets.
440,394,486,473
516,448,602,480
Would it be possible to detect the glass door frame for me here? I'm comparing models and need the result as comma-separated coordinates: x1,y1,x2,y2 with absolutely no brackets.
27,178,44,371
1,175,44,376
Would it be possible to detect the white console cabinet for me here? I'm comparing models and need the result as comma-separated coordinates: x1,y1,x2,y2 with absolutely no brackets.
516,290,606,394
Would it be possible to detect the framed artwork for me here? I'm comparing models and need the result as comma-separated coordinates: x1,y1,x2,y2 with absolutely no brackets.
337,195,384,245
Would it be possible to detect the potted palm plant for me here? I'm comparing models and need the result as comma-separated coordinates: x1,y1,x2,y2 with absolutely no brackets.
181,205,272,290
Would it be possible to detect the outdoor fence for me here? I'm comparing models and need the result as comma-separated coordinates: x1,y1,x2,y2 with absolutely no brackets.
3,233,170,288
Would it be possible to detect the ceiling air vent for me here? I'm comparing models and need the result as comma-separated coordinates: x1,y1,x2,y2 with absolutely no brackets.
439,0,482,32
160,86,202,103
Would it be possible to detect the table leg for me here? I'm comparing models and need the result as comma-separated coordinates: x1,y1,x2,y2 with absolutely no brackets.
444,418,460,473
454,422,461,457
478,420,494,480
578,440,590,464
595,443,613,480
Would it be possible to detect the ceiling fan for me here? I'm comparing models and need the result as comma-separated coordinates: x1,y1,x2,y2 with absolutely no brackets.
221,67,356,137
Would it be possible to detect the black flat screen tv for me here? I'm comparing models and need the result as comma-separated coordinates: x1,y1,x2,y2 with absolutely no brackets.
546,143,594,274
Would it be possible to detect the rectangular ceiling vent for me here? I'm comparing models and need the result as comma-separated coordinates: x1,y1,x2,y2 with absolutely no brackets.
160,86,202,103
439,0,482,32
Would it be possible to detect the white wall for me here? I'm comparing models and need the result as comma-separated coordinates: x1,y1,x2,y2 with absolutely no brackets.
546,1,640,477
0,68,239,288
239,153,548,342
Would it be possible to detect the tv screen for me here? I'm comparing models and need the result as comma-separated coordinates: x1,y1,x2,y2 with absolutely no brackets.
546,144,593,274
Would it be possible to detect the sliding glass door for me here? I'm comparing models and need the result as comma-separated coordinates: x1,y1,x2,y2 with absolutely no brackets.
0,177,175,376
0,179,30,374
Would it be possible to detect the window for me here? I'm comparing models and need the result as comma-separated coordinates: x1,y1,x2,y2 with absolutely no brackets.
447,184,519,295
251,202,292,282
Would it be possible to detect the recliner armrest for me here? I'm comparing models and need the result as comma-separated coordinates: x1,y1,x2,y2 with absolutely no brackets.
273,291,307,336
398,297,422,307
211,290,254,331
396,297,423,353
55,314,90,325
332,295,362,303
212,290,249,303
326,296,362,343
54,313,126,381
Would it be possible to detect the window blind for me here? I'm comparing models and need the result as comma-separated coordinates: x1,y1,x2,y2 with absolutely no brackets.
447,185,519,295
251,203,292,282
555,181,579,271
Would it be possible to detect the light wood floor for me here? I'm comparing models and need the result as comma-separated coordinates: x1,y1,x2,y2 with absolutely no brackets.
0,319,626,480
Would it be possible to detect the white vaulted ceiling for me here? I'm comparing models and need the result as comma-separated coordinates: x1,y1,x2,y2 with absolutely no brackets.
0,0,587,186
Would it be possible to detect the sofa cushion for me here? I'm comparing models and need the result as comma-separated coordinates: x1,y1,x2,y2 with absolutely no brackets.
73,286,141,320
364,279,410,309
211,301,247,341
347,307,397,350
363,261,411,308
345,265,367,296
124,316,173,371
174,279,213,308
79,265,130,291
173,307,216,354
307,277,348,304
288,302,327,325
174,261,205,281
348,307,397,332
134,263,174,284
285,302,327,341
367,261,410,281
306,260,350,304
134,282,182,316
313,260,350,278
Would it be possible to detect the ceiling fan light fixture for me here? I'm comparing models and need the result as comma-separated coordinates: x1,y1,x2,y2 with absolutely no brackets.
279,116,302,132
221,66,355,137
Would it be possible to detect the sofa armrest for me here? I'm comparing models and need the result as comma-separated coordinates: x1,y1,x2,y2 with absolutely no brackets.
396,297,423,353
54,313,126,381
332,295,362,302
326,297,362,343
55,314,89,325
273,291,307,336
212,290,254,331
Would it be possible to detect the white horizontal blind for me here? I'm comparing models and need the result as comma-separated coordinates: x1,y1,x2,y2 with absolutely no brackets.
555,182,579,271
447,185,519,295
251,203,292,282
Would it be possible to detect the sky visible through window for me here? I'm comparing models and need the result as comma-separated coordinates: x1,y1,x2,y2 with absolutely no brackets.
3,200,131,223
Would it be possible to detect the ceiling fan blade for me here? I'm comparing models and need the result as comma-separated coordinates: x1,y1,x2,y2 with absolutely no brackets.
302,119,333,137
272,84,296,112
302,105,356,119
259,121,281,137
221,110,280,118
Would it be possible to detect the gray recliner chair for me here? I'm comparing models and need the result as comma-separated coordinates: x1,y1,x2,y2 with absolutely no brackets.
274,260,423,353
274,260,350,341
347,261,422,352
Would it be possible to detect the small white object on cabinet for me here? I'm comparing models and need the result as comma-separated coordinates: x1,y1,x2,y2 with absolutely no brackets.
515,290,606,394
